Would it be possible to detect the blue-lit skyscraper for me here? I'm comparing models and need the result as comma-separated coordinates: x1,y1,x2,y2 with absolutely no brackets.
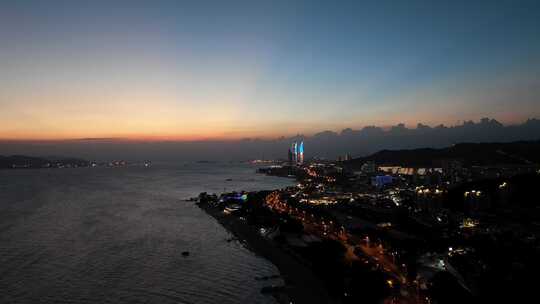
298,141,304,164
290,141,304,165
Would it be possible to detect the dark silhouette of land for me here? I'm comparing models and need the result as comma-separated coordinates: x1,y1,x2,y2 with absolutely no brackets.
345,140,540,168
0,155,89,169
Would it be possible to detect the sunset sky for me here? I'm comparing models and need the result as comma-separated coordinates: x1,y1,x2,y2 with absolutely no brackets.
1,0,540,141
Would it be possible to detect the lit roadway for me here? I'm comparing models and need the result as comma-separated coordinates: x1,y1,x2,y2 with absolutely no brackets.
265,191,427,304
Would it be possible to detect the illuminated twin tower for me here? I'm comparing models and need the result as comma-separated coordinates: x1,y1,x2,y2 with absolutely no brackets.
288,141,304,165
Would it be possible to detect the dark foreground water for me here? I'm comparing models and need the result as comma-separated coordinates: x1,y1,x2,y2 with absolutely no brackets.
0,163,294,304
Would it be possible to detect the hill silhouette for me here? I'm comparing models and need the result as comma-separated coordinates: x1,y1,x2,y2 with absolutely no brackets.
345,140,540,167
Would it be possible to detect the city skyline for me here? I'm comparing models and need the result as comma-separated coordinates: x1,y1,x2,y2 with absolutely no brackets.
1,1,540,141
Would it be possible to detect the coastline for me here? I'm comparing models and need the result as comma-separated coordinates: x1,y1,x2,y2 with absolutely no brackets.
197,199,335,304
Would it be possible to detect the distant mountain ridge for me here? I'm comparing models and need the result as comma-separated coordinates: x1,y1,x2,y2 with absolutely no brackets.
345,140,540,167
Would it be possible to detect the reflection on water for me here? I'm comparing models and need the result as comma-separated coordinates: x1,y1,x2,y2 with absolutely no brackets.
0,162,294,303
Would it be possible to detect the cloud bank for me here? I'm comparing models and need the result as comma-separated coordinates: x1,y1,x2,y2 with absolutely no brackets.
1,118,539,162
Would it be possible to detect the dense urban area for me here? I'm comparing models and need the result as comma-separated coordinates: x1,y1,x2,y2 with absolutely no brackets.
198,140,540,304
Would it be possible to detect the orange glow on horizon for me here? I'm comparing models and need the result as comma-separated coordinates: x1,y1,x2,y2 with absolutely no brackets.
0,114,528,143
0,131,291,143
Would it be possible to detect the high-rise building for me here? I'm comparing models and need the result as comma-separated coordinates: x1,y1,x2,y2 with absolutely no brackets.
298,141,304,164
287,148,293,165
292,142,298,164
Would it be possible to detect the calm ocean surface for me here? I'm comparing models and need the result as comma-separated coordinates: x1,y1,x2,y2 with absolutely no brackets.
0,162,294,304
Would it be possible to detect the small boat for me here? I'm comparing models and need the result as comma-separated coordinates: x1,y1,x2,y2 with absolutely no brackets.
181,251,190,257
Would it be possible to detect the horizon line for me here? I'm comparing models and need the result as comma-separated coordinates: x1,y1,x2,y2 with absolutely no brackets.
0,117,537,143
